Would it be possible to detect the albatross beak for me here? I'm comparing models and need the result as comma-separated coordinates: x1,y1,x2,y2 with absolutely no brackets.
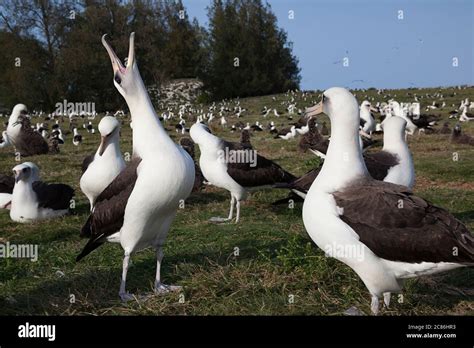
14,170,21,183
102,34,125,76
127,32,135,68
98,136,108,156
305,101,324,119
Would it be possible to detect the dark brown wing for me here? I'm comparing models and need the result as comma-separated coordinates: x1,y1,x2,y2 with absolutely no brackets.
32,181,74,210
223,141,295,187
364,151,399,181
0,174,15,194
274,166,321,193
81,153,95,173
76,158,142,261
333,179,474,264
298,126,328,153
15,118,49,156
239,130,252,149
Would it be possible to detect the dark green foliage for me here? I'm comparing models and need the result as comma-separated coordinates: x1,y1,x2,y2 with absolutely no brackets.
201,0,301,100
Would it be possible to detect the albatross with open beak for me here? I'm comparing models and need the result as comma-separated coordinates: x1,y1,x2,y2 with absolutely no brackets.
76,33,195,301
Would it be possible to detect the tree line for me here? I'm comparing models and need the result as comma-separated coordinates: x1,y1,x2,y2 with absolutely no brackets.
0,0,300,111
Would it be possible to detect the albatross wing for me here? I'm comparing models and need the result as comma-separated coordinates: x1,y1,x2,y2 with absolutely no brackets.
223,141,295,187
32,182,75,210
77,157,142,261
333,180,474,264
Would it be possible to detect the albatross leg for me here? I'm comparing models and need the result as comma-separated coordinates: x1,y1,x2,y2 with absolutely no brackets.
235,199,241,223
119,253,134,302
383,292,391,308
370,295,380,315
209,194,235,223
154,246,182,294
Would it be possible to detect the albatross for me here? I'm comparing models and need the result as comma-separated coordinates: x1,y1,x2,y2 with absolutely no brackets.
190,122,295,223
80,116,126,209
6,105,49,156
275,115,415,203
76,33,195,301
303,87,474,315
10,162,74,222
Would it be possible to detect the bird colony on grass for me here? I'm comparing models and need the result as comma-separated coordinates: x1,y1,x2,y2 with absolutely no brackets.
0,32,473,316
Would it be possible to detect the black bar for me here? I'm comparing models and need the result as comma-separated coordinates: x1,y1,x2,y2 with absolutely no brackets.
0,316,472,345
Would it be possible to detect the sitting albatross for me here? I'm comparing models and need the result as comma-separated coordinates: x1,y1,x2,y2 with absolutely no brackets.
190,122,295,223
10,162,74,222
80,116,126,209
303,87,473,315
76,33,195,301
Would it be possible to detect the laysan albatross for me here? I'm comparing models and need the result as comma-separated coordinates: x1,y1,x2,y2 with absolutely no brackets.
80,116,126,210
10,162,74,222
303,87,474,315
190,122,295,223
275,114,415,201
6,105,49,156
76,33,195,301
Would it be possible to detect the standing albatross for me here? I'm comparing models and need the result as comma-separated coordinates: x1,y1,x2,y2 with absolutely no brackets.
76,33,195,301
190,122,295,223
80,116,126,210
303,87,473,315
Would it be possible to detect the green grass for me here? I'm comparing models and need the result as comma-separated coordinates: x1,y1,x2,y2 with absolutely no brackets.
0,86,473,315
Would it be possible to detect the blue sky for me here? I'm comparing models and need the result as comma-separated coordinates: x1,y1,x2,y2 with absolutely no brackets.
182,0,473,90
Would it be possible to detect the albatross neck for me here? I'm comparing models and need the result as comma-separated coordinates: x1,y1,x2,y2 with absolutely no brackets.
125,73,174,157
316,115,368,192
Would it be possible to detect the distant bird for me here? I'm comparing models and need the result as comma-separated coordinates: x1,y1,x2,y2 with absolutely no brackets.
73,128,83,146
6,105,49,156
359,100,376,134
190,122,295,223
303,87,473,315
276,125,296,140
0,130,10,148
85,121,95,133
10,162,74,223
438,122,451,134
459,106,474,122
80,116,126,209
298,118,329,154
76,33,195,301
451,124,474,146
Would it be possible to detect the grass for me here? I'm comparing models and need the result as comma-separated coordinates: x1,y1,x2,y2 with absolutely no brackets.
0,86,473,315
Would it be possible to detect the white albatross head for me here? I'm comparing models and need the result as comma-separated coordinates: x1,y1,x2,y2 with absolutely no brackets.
102,32,141,101
190,122,214,146
305,87,359,126
8,104,28,125
12,162,40,184
381,116,407,146
97,116,121,156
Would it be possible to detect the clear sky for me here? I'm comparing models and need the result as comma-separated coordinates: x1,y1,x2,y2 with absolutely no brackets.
182,0,474,90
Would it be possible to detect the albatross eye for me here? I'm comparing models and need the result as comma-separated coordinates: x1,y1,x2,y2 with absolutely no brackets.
114,74,122,85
